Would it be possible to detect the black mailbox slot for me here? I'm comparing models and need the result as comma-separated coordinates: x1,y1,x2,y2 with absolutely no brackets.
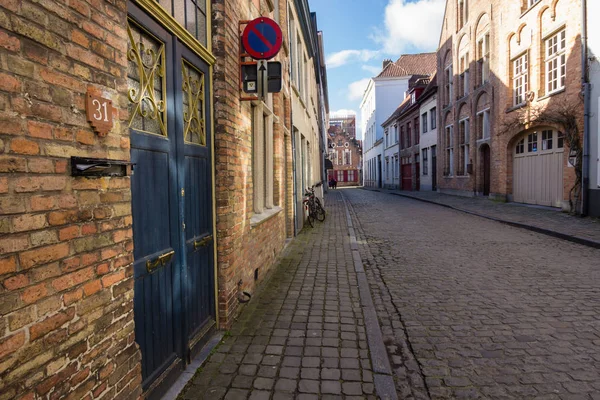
71,157,134,177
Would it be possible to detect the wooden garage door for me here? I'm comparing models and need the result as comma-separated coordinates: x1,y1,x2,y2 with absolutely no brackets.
513,130,564,207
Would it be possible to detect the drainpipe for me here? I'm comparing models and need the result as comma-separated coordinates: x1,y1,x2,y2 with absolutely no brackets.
582,0,590,215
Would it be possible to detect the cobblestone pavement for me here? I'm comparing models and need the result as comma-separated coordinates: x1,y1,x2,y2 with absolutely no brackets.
180,191,388,400
345,188,600,399
371,189,600,245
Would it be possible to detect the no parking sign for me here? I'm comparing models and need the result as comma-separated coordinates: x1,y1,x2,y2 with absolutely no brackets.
242,17,283,60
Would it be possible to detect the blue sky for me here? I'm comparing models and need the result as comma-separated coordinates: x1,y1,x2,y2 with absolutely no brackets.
309,0,445,139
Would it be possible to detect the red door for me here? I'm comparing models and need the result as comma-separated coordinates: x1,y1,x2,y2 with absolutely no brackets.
415,163,420,191
401,164,412,191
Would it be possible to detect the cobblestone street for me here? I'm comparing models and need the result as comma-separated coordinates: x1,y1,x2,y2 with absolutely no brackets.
346,189,600,399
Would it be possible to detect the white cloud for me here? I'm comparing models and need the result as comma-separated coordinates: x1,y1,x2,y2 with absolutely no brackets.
375,0,445,54
348,78,371,101
362,65,382,75
330,109,357,118
326,49,380,69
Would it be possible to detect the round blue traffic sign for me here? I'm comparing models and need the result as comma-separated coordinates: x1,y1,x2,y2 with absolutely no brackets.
242,17,283,60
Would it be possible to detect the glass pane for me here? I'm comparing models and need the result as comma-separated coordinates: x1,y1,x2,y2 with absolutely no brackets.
182,59,206,146
127,20,167,136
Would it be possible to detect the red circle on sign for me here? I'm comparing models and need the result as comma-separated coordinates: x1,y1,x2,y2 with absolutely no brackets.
242,17,283,60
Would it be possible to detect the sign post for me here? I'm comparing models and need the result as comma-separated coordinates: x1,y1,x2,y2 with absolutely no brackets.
240,17,283,100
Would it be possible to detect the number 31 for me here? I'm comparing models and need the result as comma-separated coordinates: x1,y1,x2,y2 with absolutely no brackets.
92,99,109,122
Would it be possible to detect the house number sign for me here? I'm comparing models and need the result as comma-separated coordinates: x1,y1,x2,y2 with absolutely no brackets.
85,91,113,137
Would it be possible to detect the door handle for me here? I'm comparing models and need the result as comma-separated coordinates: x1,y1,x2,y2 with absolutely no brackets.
194,235,213,250
146,250,175,273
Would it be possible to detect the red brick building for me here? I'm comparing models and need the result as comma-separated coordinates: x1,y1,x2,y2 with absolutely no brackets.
437,0,583,210
0,0,326,399
326,116,362,186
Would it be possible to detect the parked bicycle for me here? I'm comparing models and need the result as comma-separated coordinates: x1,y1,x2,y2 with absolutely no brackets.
303,184,326,227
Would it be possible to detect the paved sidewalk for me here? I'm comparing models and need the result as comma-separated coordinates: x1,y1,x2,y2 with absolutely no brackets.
179,191,395,400
367,188,600,248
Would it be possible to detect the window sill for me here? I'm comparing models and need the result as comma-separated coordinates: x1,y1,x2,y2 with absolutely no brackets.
251,206,282,228
537,88,566,102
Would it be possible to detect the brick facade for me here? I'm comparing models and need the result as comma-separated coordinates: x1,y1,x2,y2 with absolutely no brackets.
437,0,583,208
0,0,141,399
212,0,292,328
327,116,362,187
0,0,324,398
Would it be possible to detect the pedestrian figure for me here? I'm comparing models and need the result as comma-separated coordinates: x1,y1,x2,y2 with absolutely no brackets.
332,177,337,189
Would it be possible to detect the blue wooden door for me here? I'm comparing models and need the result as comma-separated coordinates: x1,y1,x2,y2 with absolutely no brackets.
176,43,216,356
127,4,215,398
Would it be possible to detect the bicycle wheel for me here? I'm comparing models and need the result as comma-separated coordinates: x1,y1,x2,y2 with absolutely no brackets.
306,211,314,227
314,198,326,222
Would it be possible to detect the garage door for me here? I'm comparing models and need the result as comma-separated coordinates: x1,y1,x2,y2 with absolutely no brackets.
513,130,564,207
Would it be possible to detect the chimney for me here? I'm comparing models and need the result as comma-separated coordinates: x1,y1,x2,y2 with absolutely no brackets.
382,59,392,69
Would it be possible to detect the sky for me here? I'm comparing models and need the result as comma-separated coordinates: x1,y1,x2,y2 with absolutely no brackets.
309,0,446,139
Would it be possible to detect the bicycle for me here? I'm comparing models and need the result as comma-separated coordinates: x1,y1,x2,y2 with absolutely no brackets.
303,184,326,227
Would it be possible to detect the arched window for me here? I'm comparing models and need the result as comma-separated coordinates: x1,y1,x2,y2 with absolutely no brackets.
475,14,490,87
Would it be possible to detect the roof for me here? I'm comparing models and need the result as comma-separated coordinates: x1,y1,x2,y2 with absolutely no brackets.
376,53,437,79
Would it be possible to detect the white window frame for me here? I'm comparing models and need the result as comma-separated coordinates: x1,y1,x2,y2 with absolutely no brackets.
445,64,454,105
422,112,428,133
545,29,566,95
459,51,469,98
431,107,437,130
445,124,454,176
252,102,274,214
477,32,490,85
477,108,490,140
513,52,529,106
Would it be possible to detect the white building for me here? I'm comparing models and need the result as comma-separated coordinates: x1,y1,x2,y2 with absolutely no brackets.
585,0,600,216
418,75,438,191
361,54,437,188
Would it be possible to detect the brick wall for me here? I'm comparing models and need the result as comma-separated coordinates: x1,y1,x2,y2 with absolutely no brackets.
0,0,141,399
436,0,583,204
212,0,291,328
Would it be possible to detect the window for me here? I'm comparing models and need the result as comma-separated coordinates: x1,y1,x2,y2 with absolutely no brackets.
477,109,490,140
289,10,295,85
513,53,529,105
328,150,337,165
445,65,453,105
557,131,564,148
431,107,437,129
394,155,399,178
400,126,405,149
407,122,412,147
422,113,428,133
459,52,469,98
458,119,469,175
527,132,538,152
477,33,490,86
414,118,420,145
545,29,566,94
348,170,355,182
458,0,466,29
337,170,343,182
445,125,454,176
516,138,525,154
385,130,389,147
386,158,390,180
252,103,274,214
422,148,428,175
394,125,399,143
344,149,351,165
542,130,553,150
296,36,303,93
